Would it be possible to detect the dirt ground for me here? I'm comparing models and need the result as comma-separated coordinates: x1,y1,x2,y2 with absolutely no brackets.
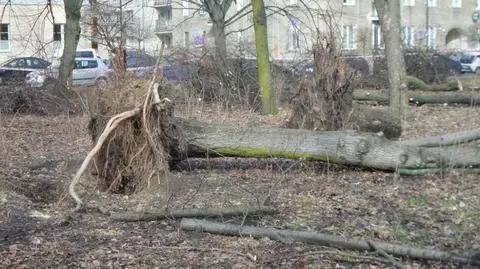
1,102,480,268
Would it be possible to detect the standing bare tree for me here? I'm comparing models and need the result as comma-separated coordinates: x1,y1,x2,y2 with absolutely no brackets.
59,0,83,86
251,0,276,114
374,0,408,120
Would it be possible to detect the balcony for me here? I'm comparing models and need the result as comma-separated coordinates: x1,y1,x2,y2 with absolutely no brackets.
155,20,174,33
153,0,172,7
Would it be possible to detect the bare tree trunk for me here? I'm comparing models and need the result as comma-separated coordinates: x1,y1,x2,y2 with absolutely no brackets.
212,20,227,61
374,0,408,120
251,0,277,114
58,0,83,87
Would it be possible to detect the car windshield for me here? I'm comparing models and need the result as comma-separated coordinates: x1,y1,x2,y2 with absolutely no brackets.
76,51,95,58
460,54,475,64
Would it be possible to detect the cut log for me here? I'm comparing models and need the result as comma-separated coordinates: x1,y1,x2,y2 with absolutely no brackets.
353,89,480,105
180,218,480,266
111,206,276,222
180,120,480,174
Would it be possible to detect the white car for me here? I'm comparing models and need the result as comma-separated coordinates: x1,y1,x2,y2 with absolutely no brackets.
460,52,480,74
26,57,109,87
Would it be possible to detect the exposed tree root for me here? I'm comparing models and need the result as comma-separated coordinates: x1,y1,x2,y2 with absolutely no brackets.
180,218,480,266
68,108,140,211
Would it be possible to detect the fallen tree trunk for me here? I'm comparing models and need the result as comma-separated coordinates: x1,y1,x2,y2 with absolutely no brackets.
353,89,480,105
406,76,459,91
180,120,480,174
110,206,276,222
180,218,480,266
349,105,401,139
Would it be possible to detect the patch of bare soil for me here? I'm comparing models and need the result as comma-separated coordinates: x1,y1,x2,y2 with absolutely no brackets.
0,104,479,268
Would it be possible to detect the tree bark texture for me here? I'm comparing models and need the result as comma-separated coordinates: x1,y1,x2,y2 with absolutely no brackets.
374,0,408,119
251,0,276,114
58,0,83,87
354,89,480,106
212,21,227,60
180,218,480,265
203,0,234,60
180,120,480,174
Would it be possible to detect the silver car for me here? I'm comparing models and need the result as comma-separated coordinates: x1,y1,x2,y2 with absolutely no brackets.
72,57,108,86
26,57,108,87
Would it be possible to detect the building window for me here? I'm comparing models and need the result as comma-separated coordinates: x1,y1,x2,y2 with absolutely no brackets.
291,28,300,49
182,0,189,16
425,0,436,7
371,4,378,19
0,24,9,51
404,0,415,6
53,23,62,42
451,0,461,8
372,23,383,49
402,25,415,47
184,31,189,47
289,17,301,50
427,27,437,49
193,30,205,47
343,0,355,5
342,25,356,50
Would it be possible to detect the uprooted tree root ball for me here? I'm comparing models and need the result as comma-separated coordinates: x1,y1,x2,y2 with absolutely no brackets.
87,75,186,195
287,31,355,131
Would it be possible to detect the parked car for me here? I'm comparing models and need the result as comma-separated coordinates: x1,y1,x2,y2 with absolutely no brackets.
71,57,108,86
459,52,480,74
26,57,108,87
76,48,100,59
0,57,51,84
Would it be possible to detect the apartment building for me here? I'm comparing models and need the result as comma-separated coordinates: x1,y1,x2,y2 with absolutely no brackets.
0,0,478,64
153,0,480,60
0,0,66,63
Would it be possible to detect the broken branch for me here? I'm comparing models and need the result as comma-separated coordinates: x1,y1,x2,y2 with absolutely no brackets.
180,218,480,266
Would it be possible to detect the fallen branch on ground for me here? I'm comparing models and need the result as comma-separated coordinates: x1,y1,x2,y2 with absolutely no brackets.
180,218,480,266
353,89,480,105
110,206,276,222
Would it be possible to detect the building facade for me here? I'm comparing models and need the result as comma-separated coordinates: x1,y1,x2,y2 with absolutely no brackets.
0,0,479,63
0,0,66,63
152,0,480,60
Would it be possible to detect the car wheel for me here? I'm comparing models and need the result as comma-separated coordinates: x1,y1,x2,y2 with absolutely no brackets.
96,77,108,89
476,68,480,75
